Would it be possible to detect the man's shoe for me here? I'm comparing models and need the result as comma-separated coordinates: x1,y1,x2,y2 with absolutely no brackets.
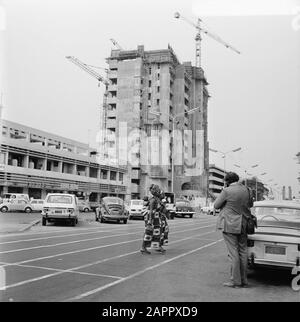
155,247,166,253
223,282,242,288
140,248,151,254
241,283,251,288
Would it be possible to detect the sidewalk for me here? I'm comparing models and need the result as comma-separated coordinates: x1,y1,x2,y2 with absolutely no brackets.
0,213,42,234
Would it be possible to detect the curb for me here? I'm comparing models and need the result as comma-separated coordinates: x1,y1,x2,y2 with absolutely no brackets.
18,219,41,232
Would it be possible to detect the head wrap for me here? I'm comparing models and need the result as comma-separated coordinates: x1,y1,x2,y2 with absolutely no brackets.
149,184,161,198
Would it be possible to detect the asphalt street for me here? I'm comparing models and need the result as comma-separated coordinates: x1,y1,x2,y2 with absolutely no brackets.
0,213,299,302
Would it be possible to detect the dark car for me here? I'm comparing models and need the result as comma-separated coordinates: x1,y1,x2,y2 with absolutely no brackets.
175,199,195,218
95,197,128,224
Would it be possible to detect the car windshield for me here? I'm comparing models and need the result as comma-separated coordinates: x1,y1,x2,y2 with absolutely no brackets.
131,200,143,206
46,195,73,204
103,197,123,205
176,201,189,207
253,206,300,222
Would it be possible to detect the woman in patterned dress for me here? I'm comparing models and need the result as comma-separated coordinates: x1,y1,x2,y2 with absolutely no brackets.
140,184,165,254
158,192,169,247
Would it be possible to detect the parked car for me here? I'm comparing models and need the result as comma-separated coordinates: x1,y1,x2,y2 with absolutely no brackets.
30,199,44,212
248,200,300,270
0,199,33,213
165,192,176,220
128,199,144,220
95,197,128,224
78,200,91,212
175,199,195,218
201,204,219,216
42,193,79,226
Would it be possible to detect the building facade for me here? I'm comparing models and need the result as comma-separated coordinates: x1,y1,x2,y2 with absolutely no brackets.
208,164,225,200
101,45,209,200
0,120,128,201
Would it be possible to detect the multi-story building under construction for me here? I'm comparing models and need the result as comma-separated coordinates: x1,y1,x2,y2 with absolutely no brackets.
99,45,209,201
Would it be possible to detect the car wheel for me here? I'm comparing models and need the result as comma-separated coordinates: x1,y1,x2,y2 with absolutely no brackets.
84,208,89,213
189,214,193,218
1,206,8,213
123,219,127,224
42,217,47,226
24,207,32,214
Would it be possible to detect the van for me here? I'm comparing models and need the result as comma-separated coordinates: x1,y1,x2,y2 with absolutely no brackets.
2,193,30,202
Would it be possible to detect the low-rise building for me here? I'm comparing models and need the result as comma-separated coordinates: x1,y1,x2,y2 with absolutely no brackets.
208,164,225,200
0,120,128,203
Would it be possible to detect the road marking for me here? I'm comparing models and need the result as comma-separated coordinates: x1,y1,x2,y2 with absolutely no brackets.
0,223,215,267
1,230,217,290
66,238,223,301
0,217,215,243
0,220,214,253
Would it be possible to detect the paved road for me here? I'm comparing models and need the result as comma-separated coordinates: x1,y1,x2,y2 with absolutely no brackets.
0,214,299,302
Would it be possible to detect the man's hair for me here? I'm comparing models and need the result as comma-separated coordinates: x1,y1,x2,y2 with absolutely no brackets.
224,172,239,185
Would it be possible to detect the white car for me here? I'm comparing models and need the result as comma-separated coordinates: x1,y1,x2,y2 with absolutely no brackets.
129,199,144,220
42,193,79,226
30,199,44,212
0,199,33,213
248,200,300,270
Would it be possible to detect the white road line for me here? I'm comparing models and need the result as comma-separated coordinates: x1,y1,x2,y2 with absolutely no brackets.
0,224,215,267
1,230,217,290
0,220,214,252
0,217,215,244
0,218,213,245
66,238,224,301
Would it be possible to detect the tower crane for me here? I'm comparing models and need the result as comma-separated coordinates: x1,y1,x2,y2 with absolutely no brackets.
66,56,110,86
174,12,241,68
66,55,111,161
110,38,123,50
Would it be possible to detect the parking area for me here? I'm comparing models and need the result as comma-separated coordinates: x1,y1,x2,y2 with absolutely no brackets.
0,213,299,302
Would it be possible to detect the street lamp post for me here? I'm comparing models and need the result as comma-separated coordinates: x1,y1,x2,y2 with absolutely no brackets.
210,147,242,187
234,163,259,188
149,107,200,194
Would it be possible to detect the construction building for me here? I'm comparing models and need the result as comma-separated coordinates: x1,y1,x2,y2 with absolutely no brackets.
100,45,209,200
0,119,128,201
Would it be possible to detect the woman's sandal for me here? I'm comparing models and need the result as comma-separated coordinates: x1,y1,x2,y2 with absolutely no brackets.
140,248,151,254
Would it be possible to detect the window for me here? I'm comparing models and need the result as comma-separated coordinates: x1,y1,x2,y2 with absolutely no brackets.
156,99,160,106
101,169,108,180
157,86,160,93
119,173,124,182
148,93,151,100
148,80,152,87
157,73,160,80
110,171,117,181
149,68,152,75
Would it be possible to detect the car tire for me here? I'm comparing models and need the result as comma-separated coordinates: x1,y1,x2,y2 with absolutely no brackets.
42,217,47,226
0,206,8,213
24,207,32,214
84,208,89,213
189,214,193,218
123,219,127,224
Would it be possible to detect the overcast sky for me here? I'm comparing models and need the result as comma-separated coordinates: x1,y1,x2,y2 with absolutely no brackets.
1,0,300,197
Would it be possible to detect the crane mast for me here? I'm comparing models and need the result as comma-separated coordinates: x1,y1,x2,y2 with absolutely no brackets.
66,55,110,161
174,12,241,68
110,38,123,50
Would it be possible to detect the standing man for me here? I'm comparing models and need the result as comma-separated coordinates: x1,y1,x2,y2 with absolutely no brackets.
214,172,253,288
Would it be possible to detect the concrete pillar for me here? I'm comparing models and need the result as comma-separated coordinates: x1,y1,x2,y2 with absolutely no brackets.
42,158,47,171
41,190,47,199
97,168,101,180
23,155,29,168
58,161,63,173
86,166,90,178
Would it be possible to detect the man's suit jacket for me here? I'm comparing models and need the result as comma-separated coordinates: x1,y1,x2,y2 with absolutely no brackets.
214,182,253,234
